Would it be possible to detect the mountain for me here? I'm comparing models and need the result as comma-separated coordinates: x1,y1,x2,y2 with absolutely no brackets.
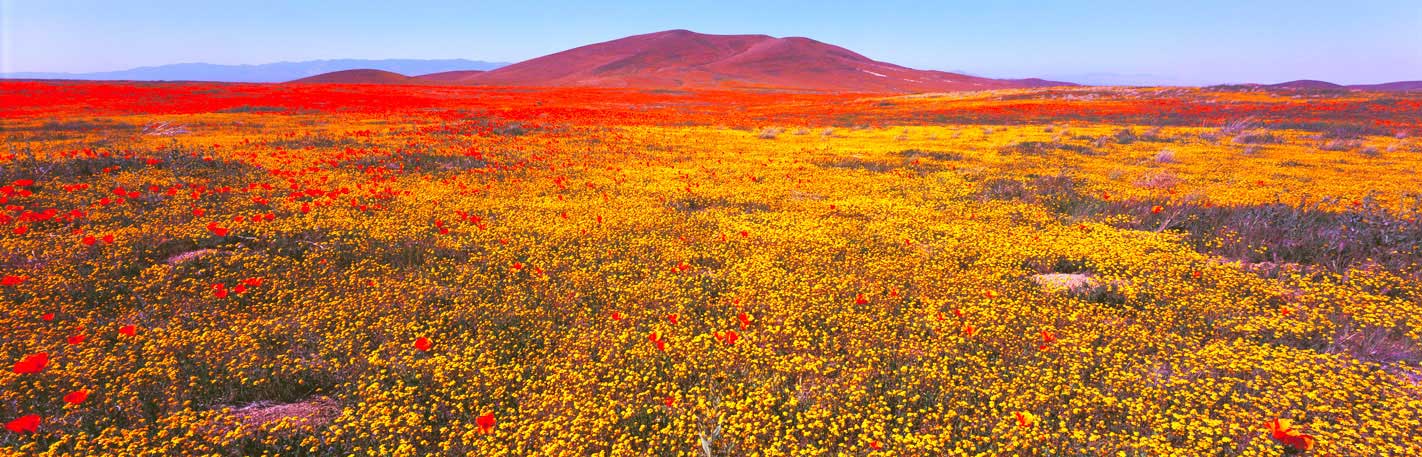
1,59,506,83
289,69,415,84
1346,81,1422,91
1259,79,1422,92
441,30,1074,92
414,70,488,82
1267,80,1346,90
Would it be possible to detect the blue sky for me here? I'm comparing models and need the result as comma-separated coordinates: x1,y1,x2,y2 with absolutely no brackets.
3,0,1419,85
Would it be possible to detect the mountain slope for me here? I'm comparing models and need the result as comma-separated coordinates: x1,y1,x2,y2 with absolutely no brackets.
1348,81,1422,91
289,69,416,84
2,59,506,83
414,70,487,82
452,30,1073,92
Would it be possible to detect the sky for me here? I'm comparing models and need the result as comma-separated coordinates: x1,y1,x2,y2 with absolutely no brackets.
3,0,1419,85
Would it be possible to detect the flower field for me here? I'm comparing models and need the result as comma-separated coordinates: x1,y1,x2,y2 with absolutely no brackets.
2,81,1421,456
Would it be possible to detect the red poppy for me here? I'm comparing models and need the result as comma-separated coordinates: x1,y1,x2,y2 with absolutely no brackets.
1,275,24,286
1039,330,1057,349
67,334,86,345
1151,205,1164,214
242,277,263,287
611,311,623,322
63,390,89,405
666,314,679,325
663,396,675,407
12,353,48,374
41,312,55,322
212,283,228,298
855,293,868,305
476,412,495,434
414,337,433,352
737,312,751,330
869,440,883,450
4,414,39,434
963,325,978,336
1015,411,1037,427
13,225,29,235
82,235,97,246
1266,418,1316,451
206,222,229,236
512,261,525,271
101,234,114,244
118,324,137,336
739,230,749,237
716,330,740,345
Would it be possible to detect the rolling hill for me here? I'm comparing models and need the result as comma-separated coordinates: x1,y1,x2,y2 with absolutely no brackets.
289,69,416,84
434,30,1075,92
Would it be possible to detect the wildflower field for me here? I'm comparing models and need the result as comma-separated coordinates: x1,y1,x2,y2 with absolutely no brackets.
2,81,1421,456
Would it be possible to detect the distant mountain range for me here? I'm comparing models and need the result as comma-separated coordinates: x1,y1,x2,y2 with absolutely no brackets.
0,59,507,83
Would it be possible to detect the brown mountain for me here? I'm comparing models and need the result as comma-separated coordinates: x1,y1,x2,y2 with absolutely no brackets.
289,69,415,84
414,70,487,82
439,30,1073,92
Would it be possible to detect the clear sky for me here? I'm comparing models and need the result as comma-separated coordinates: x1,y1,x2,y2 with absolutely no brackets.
3,0,1419,85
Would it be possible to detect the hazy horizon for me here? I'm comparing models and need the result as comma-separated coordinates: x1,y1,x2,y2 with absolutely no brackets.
3,0,1419,85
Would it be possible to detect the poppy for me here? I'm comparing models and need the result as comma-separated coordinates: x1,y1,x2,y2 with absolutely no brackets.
855,293,868,305
42,312,55,322
242,277,264,287
737,312,751,330
63,390,89,405
12,352,48,374
663,396,675,407
1015,411,1037,427
611,311,623,322
1039,330,1057,349
1266,418,1316,451
415,337,433,352
82,235,97,246
963,325,978,336
869,440,883,450
476,412,495,434
4,414,39,434
67,334,86,345
212,283,228,298
206,222,229,237
667,314,679,325
1151,205,1164,214
119,325,137,336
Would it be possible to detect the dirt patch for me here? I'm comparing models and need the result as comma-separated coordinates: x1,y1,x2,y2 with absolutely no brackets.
166,248,218,265
229,396,342,429
1031,273,1098,293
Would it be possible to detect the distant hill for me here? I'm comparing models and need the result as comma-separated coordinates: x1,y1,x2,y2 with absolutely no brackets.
1266,80,1347,90
1,59,506,83
289,69,416,84
414,70,488,82
441,30,1075,92
1347,81,1422,92
1260,79,1422,92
